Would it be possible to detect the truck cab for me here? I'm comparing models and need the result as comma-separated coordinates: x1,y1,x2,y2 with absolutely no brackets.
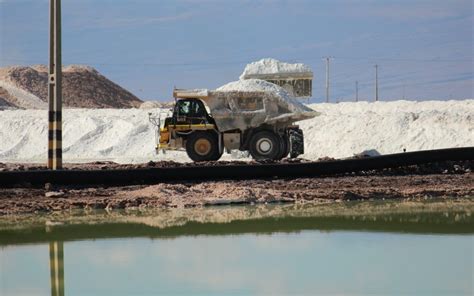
158,97,222,162
168,99,215,126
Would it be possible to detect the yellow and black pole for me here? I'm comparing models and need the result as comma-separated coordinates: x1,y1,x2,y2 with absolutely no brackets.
48,0,62,169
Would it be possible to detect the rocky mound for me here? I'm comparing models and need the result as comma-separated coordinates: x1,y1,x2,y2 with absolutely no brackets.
0,87,17,109
0,65,142,109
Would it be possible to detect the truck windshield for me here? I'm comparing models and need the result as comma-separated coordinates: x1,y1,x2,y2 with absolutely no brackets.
176,100,208,118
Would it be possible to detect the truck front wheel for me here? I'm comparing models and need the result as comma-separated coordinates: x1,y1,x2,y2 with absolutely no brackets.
249,130,281,160
186,132,220,162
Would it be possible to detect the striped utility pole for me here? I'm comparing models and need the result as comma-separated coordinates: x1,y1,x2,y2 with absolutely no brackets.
48,0,62,169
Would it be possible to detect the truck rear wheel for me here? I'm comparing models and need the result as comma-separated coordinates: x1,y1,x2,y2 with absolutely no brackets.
277,135,290,160
186,132,220,162
289,128,304,158
249,130,281,160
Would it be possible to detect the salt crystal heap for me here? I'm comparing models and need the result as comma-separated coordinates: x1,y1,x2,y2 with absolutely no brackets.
206,79,319,131
216,79,315,115
239,58,313,98
208,59,318,131
240,58,312,79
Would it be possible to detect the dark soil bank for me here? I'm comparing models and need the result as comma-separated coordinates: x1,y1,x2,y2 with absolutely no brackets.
0,160,472,215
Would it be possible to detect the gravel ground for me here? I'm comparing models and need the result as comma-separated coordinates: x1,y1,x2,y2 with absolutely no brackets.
0,160,472,215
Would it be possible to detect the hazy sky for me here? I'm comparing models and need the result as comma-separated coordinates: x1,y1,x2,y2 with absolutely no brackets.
1,0,473,102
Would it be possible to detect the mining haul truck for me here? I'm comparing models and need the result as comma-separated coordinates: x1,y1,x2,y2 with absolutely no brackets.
150,85,318,162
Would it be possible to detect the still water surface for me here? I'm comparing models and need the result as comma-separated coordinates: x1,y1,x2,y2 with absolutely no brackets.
0,203,472,295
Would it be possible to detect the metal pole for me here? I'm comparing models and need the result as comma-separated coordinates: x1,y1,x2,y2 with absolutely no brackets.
48,0,62,169
374,64,379,102
325,57,330,103
355,81,359,102
402,81,406,100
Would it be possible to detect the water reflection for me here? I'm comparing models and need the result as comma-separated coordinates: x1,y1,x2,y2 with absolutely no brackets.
0,201,473,246
0,201,472,295
49,242,64,296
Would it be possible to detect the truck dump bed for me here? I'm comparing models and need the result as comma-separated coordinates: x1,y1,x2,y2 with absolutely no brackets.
173,82,318,132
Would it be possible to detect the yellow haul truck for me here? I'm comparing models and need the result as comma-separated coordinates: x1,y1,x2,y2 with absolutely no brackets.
150,85,318,162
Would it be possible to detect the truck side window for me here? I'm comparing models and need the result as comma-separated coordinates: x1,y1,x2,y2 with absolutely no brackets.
193,101,206,118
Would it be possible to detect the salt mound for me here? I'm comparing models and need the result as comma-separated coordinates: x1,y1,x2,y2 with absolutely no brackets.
139,101,174,109
1,100,472,163
63,64,97,73
0,65,142,108
0,80,47,109
139,101,163,109
300,100,474,160
216,79,316,115
240,58,312,79
0,90,16,110
30,65,48,73
217,78,292,99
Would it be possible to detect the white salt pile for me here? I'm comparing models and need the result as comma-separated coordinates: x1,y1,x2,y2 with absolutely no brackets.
218,78,290,94
299,100,474,160
63,65,98,73
216,79,316,115
0,108,183,163
240,58,312,79
0,100,472,163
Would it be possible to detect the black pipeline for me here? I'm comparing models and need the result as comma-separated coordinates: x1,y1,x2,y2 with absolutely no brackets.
0,147,472,187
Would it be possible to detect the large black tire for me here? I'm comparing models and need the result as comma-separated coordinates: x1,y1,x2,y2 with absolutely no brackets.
210,143,223,161
249,130,281,160
277,134,290,160
186,132,219,162
289,128,304,158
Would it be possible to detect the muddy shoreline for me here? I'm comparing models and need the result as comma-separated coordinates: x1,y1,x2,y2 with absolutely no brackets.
0,160,472,215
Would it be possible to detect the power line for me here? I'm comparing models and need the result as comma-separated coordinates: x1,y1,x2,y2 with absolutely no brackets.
0,57,251,67
311,56,472,63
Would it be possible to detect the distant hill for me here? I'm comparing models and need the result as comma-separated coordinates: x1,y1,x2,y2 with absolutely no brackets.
0,65,142,109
